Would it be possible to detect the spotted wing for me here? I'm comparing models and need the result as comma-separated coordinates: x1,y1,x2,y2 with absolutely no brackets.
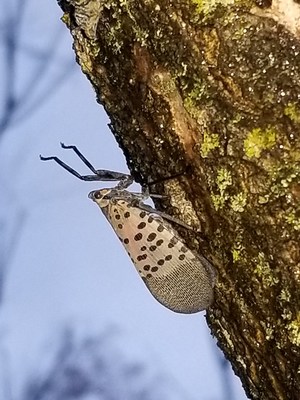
103,199,216,314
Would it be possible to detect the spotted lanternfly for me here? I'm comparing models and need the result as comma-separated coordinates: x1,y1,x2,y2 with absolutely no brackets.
40,143,216,313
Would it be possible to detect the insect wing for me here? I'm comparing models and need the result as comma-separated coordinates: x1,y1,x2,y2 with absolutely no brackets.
104,199,215,314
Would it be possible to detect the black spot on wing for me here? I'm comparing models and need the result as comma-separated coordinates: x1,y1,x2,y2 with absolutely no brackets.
147,232,157,242
134,233,143,241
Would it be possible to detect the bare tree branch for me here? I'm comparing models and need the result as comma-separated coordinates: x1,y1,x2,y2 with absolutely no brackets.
0,0,75,137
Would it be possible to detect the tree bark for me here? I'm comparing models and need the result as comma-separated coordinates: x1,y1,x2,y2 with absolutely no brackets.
57,1,300,399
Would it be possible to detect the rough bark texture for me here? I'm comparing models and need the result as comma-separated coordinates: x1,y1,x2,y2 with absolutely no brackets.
57,1,300,399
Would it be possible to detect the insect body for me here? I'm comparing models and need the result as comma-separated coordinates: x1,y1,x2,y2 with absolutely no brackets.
40,143,216,313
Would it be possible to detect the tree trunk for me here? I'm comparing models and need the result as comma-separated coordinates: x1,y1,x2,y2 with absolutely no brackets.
57,1,300,399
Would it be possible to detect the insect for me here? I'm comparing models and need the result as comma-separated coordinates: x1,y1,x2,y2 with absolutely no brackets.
40,143,216,313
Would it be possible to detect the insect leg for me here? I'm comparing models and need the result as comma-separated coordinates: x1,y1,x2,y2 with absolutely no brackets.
60,143,99,174
130,185,193,230
40,154,109,181
40,143,133,186
139,201,195,231
125,189,194,231
60,143,133,186
122,187,167,202
140,185,168,200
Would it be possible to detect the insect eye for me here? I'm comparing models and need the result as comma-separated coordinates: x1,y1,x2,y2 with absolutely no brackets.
94,191,102,199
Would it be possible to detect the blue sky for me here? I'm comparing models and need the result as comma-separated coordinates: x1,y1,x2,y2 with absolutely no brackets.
0,1,247,399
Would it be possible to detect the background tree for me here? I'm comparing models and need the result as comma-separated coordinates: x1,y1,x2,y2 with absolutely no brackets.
22,327,196,400
57,0,300,399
